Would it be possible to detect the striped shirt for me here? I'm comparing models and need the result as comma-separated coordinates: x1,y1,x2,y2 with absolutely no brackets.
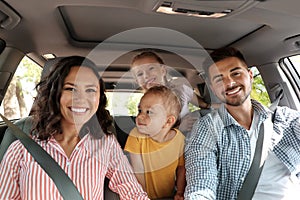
184,100,300,200
0,134,149,200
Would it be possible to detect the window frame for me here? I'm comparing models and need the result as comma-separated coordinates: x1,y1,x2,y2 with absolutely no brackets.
280,57,300,103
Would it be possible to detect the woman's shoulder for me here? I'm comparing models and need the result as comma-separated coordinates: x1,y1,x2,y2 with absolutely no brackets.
2,140,26,161
9,139,27,150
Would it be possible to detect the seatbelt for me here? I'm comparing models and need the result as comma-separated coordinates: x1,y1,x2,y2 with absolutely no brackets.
269,88,283,112
237,123,265,200
0,114,84,200
237,90,283,200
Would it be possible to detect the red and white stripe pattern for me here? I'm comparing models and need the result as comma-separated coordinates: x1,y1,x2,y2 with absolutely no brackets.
0,134,149,200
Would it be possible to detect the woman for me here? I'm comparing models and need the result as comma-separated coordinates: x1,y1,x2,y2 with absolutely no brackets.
0,56,149,200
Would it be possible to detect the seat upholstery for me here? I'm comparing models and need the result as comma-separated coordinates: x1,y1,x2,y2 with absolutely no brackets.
197,82,220,116
0,116,33,161
114,116,136,149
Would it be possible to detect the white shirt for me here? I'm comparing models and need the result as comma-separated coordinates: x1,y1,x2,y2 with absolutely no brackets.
248,111,300,199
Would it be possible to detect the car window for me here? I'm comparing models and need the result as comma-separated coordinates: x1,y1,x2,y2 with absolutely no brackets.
106,66,271,117
250,66,271,107
106,91,143,116
107,91,201,117
281,55,300,101
0,56,42,120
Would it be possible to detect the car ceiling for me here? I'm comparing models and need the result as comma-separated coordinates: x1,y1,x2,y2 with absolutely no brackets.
1,0,300,88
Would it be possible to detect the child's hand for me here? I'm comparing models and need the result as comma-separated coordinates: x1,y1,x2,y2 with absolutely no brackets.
174,192,184,200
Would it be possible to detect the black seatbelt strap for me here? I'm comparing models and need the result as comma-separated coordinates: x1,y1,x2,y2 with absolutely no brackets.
237,123,264,200
0,114,84,200
269,88,283,113
237,90,283,200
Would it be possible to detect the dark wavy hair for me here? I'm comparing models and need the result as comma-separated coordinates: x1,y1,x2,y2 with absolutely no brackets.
31,56,114,140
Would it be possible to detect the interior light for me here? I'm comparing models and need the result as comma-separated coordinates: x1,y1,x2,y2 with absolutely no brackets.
156,5,232,18
42,53,56,59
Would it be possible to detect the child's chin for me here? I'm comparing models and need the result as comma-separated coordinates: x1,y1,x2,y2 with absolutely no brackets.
146,82,160,89
138,129,146,134
137,127,148,135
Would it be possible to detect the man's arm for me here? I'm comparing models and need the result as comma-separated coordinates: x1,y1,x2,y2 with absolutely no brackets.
184,116,219,200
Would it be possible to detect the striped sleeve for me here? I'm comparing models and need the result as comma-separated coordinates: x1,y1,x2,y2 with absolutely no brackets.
105,135,149,200
0,141,24,200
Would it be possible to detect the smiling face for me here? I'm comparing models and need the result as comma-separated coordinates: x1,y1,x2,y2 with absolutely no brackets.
60,66,100,129
131,56,167,90
208,57,253,106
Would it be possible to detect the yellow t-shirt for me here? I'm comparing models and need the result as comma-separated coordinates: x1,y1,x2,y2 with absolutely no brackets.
124,127,185,199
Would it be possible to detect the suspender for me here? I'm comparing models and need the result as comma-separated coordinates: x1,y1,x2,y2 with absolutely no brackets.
0,114,84,200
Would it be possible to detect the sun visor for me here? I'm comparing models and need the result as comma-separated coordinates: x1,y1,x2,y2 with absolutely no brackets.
0,1,21,30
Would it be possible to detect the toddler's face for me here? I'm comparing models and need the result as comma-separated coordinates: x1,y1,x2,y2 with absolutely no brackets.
135,93,167,137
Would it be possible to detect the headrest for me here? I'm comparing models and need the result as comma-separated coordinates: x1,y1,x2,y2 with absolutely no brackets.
197,82,220,104
29,57,64,115
41,57,64,79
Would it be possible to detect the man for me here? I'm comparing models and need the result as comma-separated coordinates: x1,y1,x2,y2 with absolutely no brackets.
184,47,300,199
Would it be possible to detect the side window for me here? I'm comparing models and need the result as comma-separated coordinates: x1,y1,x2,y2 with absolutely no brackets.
0,56,42,120
281,55,300,102
106,92,143,116
106,66,271,116
250,66,271,107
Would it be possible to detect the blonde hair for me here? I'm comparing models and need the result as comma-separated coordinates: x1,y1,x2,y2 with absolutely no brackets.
131,51,164,66
143,85,181,122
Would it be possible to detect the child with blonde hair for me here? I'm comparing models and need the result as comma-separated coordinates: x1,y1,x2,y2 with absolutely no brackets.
125,85,186,200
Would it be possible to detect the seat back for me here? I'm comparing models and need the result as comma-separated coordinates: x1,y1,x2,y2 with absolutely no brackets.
0,117,32,161
114,116,136,149
197,82,220,116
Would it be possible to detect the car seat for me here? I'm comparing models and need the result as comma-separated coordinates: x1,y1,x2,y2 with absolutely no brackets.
197,82,220,116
